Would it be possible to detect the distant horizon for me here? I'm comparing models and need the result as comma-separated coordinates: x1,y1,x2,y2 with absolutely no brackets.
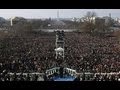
0,9,120,19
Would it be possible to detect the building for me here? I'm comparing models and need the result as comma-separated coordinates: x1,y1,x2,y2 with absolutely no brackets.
8,16,27,26
95,17,105,25
102,16,114,26
0,17,6,23
80,17,96,23
50,20,66,29
115,18,120,23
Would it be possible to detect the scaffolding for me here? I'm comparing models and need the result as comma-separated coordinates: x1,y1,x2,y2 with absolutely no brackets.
55,30,65,60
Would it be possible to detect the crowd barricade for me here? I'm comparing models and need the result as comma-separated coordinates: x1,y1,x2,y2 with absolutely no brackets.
7,72,45,81
6,71,120,81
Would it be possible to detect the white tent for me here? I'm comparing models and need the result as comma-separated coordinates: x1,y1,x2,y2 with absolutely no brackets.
55,47,64,52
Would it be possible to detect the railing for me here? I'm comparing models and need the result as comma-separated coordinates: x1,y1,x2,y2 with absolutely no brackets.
77,72,120,75
46,67,60,77
8,72,45,75
3,71,120,81
45,67,77,77
64,68,77,77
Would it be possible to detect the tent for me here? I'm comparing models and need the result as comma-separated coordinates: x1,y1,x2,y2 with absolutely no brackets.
55,47,64,52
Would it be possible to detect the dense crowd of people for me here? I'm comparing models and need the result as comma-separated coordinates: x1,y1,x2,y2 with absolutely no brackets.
0,31,120,81
65,32,120,73
0,72,44,81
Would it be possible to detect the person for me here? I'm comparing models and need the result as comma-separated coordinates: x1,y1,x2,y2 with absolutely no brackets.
59,67,64,78
13,73,17,81
20,73,24,81
34,74,38,81
82,73,85,81
26,73,30,81
43,74,48,81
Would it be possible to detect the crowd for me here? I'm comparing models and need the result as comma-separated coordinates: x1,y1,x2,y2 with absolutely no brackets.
0,71,45,81
75,73,120,81
0,31,120,81
64,33,120,73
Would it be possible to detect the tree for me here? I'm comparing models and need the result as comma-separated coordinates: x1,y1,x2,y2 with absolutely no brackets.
94,18,106,33
81,11,97,32
84,11,96,23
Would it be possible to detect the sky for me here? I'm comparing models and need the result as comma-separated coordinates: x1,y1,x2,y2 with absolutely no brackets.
0,9,120,19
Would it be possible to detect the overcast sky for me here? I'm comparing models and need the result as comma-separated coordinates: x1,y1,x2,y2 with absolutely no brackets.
0,9,120,19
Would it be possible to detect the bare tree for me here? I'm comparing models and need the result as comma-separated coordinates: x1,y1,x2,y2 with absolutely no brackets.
81,11,97,32
84,11,96,23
